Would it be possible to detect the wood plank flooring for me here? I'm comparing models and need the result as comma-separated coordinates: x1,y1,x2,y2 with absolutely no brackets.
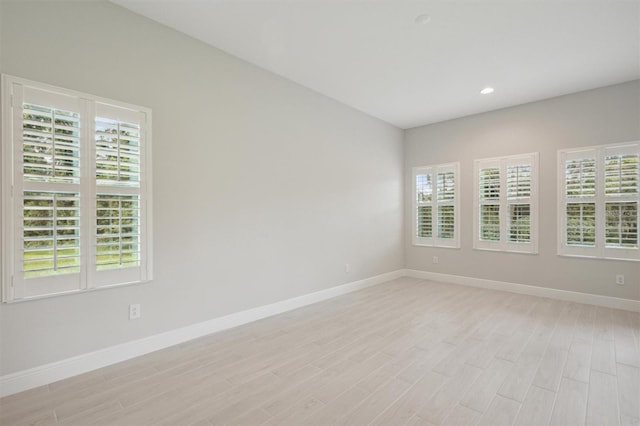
1,277,639,426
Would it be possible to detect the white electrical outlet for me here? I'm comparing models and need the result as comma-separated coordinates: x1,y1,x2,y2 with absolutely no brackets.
345,263,350,274
432,256,439,264
129,304,141,320
615,275,625,285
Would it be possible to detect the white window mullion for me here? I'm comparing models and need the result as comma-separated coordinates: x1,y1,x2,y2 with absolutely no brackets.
82,98,95,289
499,165,508,251
8,83,24,300
595,148,606,258
140,111,152,281
1,79,15,301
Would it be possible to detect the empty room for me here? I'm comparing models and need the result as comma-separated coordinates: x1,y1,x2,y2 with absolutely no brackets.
0,0,639,425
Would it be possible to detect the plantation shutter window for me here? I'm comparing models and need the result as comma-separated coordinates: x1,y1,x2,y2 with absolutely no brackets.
558,143,639,261
2,75,152,302
474,153,538,253
412,163,460,248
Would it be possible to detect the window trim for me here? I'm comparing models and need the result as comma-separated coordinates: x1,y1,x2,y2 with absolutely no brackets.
1,74,154,302
557,142,639,262
412,162,460,249
473,152,539,254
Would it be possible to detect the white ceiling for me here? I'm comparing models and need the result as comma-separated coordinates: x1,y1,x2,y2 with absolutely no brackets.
112,0,640,129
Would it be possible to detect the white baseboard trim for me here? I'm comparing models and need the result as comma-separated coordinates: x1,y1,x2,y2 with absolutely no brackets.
0,269,404,398
403,269,640,312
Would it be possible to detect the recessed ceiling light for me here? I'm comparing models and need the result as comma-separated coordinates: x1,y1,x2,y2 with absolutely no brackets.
415,14,431,25
480,87,495,95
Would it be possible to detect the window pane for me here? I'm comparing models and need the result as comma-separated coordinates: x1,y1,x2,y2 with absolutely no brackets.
565,158,596,197
96,118,141,187
438,205,455,239
23,103,80,184
509,204,531,243
96,194,141,270
605,154,639,196
437,172,455,201
480,205,500,241
23,191,80,278
507,165,531,199
605,202,638,248
566,203,596,246
416,174,432,203
417,206,432,238
479,168,500,199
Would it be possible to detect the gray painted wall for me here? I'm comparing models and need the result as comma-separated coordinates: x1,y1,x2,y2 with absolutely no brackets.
0,1,404,375
405,81,640,301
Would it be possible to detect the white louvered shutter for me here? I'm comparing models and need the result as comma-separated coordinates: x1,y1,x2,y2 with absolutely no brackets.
478,165,501,242
506,163,532,244
10,85,85,299
415,172,433,239
474,153,538,253
562,151,597,252
92,103,149,288
436,170,456,240
603,146,638,251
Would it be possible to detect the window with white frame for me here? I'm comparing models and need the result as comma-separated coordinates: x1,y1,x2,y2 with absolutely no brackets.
559,142,639,261
474,153,538,253
1,75,153,302
412,163,460,248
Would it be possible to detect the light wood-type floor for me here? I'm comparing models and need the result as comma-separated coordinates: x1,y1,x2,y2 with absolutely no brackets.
1,277,639,426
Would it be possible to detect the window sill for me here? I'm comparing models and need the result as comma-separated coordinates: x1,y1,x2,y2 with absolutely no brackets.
412,243,461,250
473,247,539,255
3,279,152,304
557,253,639,262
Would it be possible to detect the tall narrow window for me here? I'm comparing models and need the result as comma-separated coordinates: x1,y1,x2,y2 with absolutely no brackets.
474,153,538,253
412,163,460,248
559,143,639,261
1,75,153,302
